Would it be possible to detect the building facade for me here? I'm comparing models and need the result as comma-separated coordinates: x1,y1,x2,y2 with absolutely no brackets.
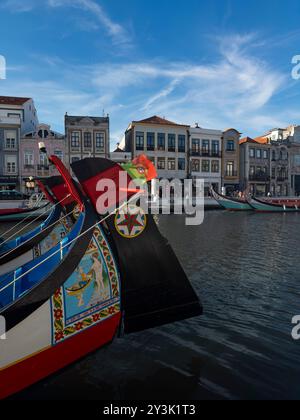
0,96,38,191
189,125,222,195
65,114,109,169
122,116,189,180
110,144,132,164
0,96,38,135
0,114,21,191
270,142,290,196
20,123,66,193
222,129,241,194
239,137,271,196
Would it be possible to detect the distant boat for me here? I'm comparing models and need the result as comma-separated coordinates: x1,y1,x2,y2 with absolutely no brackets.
210,188,252,211
248,197,300,212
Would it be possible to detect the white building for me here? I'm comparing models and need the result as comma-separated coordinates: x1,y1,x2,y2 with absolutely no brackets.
189,125,222,195
0,96,38,135
0,96,38,191
110,144,132,164
122,116,189,180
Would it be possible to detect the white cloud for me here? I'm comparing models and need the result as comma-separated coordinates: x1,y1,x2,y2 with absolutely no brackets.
1,0,132,47
0,33,292,145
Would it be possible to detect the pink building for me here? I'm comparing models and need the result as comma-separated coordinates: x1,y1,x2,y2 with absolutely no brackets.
20,123,66,193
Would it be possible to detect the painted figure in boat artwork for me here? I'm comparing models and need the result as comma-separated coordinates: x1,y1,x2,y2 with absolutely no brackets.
63,234,111,320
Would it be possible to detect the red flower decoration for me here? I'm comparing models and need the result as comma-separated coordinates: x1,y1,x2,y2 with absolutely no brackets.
54,289,61,298
109,307,115,315
55,331,64,342
75,322,84,331
93,314,100,322
54,309,63,320
132,154,157,181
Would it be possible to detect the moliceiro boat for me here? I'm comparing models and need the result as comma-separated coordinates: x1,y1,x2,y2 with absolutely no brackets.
0,176,76,276
210,188,252,211
0,155,202,399
248,197,300,212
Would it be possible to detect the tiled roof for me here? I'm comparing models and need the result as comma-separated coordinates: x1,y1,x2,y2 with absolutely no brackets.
240,136,269,145
0,96,31,106
133,115,189,127
113,147,125,153
239,136,255,145
254,136,269,144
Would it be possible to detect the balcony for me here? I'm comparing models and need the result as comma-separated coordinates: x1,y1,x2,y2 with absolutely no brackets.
37,165,50,177
225,171,238,178
249,174,270,182
191,151,222,158
277,177,289,182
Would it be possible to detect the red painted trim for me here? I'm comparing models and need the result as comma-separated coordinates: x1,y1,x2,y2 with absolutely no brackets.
35,180,54,203
49,156,83,209
82,166,133,213
0,313,121,400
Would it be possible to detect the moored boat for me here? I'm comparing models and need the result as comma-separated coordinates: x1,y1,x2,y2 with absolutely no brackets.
0,176,76,275
248,197,300,212
210,188,252,211
0,155,202,399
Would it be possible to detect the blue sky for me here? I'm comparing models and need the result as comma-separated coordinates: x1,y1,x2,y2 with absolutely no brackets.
1,0,300,148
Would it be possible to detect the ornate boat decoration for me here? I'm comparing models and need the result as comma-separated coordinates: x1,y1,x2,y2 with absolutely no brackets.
0,155,202,399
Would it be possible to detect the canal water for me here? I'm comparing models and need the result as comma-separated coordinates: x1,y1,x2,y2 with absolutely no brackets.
3,211,300,400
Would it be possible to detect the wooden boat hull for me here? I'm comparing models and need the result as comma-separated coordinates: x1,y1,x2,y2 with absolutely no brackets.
0,169,121,399
0,224,121,399
210,189,252,211
0,207,50,222
248,197,300,212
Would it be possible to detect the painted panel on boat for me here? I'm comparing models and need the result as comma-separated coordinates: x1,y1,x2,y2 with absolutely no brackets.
50,226,120,345
33,216,73,258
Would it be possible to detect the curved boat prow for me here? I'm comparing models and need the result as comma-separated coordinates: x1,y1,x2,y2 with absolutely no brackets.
71,157,203,334
210,187,252,211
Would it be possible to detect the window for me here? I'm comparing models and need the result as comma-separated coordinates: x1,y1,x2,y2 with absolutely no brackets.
272,167,276,178
192,159,200,172
202,160,210,172
250,166,255,176
227,140,235,152
202,140,210,155
136,132,144,151
5,131,17,150
192,139,200,155
147,132,155,151
95,132,105,150
211,160,219,173
250,148,255,158
39,153,49,167
168,134,176,152
157,158,166,170
212,140,220,156
71,157,80,163
263,150,268,159
168,158,176,170
226,161,234,176
272,150,276,161
5,156,17,174
256,166,262,174
178,135,186,153
157,133,165,151
178,158,186,171
84,132,92,149
256,149,262,159
54,150,63,161
71,131,80,149
24,150,34,166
